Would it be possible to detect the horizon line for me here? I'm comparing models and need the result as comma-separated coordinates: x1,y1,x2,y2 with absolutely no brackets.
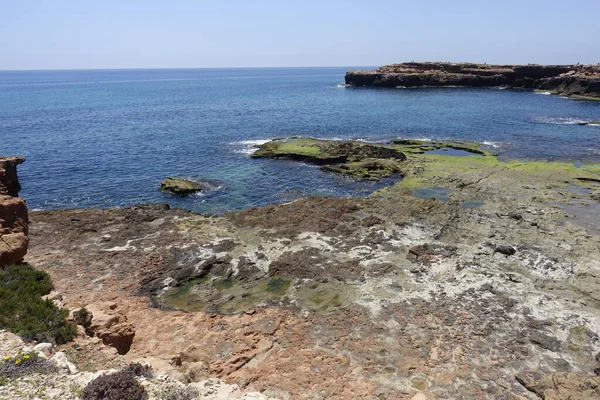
0,65,378,73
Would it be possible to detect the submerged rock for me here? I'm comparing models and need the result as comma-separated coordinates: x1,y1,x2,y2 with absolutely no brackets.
160,177,203,196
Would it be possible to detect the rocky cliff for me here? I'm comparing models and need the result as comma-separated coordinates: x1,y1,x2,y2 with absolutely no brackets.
0,156,28,267
346,62,600,99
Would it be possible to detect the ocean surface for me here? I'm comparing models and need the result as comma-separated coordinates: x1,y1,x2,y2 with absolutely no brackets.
1,68,599,214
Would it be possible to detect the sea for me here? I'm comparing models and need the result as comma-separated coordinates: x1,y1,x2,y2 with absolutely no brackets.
1,67,599,214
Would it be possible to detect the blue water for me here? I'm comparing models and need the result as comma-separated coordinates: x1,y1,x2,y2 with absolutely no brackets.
1,68,599,213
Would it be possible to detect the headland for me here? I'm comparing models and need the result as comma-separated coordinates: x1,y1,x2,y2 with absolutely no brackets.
346,62,600,100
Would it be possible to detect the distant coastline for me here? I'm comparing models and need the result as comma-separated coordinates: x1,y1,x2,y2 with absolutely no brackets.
346,62,600,100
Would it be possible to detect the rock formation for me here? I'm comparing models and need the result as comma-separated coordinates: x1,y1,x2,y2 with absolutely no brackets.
84,302,136,355
160,177,203,196
252,137,407,180
24,139,600,398
0,156,28,267
346,62,600,99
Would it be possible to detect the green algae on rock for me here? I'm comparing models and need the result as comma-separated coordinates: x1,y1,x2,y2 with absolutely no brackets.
252,137,407,181
322,158,404,181
252,137,406,164
160,177,203,196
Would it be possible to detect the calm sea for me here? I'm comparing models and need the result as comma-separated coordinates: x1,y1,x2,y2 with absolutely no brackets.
1,68,599,213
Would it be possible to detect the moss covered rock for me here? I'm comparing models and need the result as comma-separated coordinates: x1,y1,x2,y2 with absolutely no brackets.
322,158,404,180
252,138,406,164
160,178,203,196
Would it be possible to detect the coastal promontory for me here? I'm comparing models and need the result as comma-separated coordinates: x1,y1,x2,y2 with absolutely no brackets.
346,62,600,99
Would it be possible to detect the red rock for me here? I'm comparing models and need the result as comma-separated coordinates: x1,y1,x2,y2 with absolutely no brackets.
0,157,28,267
85,302,136,355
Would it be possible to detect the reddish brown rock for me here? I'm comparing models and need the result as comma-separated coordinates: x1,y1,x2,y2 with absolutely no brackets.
0,156,28,267
85,302,136,355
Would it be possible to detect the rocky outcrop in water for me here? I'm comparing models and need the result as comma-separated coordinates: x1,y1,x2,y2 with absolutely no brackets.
346,62,600,99
0,156,28,267
160,177,203,196
252,138,407,180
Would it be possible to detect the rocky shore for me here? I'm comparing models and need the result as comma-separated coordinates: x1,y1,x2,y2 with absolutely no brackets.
3,140,600,399
345,62,600,100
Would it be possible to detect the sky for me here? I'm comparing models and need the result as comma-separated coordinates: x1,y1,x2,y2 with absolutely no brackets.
1,0,599,70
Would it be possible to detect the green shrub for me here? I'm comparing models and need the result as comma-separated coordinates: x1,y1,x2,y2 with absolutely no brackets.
73,307,92,327
0,264,76,344
0,350,59,381
81,371,148,400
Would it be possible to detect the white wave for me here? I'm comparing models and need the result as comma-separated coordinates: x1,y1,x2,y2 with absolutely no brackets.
232,139,272,146
233,147,259,155
230,138,273,155
479,141,501,148
536,91,552,95
534,116,589,125
336,83,348,88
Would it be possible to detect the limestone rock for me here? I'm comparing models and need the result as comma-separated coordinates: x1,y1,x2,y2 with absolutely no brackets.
51,351,78,374
33,343,54,358
516,371,600,399
0,156,28,268
0,329,25,357
85,303,136,355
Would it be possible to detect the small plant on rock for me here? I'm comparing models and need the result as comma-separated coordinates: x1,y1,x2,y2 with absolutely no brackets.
73,307,92,327
123,362,153,379
73,306,94,336
0,350,59,381
81,371,148,400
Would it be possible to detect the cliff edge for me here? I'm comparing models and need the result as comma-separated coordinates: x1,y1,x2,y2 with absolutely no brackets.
346,62,600,99
0,156,28,267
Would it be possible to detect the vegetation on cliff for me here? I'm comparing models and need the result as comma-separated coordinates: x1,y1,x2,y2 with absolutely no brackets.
0,264,76,345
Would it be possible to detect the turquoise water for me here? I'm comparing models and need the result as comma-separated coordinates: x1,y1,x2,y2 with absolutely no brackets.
1,68,599,213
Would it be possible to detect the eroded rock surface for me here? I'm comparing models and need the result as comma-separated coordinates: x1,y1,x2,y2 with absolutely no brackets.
24,144,600,399
85,302,136,355
346,62,600,99
0,156,28,267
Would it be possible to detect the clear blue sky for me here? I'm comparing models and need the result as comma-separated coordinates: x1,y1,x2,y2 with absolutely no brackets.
1,0,599,70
